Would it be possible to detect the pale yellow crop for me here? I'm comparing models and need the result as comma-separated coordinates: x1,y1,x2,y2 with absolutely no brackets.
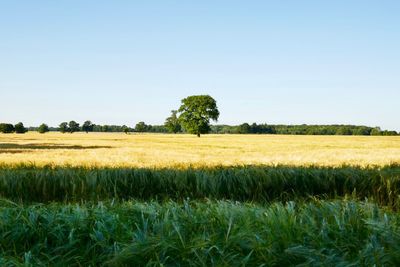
0,132,399,168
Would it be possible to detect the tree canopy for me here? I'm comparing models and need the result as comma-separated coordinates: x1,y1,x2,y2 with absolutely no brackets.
38,123,50,134
82,121,94,133
14,122,27,134
68,121,80,133
178,95,219,137
59,122,68,133
0,123,15,133
135,122,150,133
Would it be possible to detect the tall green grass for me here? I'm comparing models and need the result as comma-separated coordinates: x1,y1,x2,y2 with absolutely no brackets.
0,199,399,266
1,164,399,265
0,164,399,206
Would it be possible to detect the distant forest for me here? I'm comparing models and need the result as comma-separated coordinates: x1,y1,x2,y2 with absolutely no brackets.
15,123,399,136
211,124,398,136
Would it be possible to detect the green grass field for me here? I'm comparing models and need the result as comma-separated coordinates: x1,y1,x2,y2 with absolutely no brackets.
1,133,400,266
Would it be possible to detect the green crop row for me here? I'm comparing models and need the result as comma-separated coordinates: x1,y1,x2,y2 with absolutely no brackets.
0,164,399,206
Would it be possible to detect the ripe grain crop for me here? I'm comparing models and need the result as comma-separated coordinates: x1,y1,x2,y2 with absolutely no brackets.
0,132,399,168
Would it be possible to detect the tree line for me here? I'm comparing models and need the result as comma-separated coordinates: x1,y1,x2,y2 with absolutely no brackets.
1,95,398,136
0,122,28,134
210,124,398,136
2,122,398,136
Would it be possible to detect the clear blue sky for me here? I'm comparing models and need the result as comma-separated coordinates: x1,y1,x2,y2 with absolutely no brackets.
1,1,399,130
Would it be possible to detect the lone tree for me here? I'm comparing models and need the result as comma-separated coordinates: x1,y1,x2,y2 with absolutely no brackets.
82,120,94,133
59,122,69,133
38,123,50,134
178,95,219,137
68,121,80,133
165,110,182,133
14,122,27,134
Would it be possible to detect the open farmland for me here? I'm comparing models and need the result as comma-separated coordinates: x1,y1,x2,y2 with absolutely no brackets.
1,132,400,266
1,132,400,167
2,0,400,265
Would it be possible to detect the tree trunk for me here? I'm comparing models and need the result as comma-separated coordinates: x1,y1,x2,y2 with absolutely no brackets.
197,133,200,137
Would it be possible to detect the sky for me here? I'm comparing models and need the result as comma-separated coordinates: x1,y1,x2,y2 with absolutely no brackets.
1,1,399,130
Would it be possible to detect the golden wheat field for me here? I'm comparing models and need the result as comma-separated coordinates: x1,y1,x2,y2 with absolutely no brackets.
0,132,399,168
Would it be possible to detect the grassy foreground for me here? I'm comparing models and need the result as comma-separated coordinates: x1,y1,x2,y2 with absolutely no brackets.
0,199,399,266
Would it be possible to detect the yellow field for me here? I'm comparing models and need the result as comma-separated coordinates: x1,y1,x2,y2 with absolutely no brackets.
0,132,399,168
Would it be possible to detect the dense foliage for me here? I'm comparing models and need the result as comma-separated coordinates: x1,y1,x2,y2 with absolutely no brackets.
0,123,15,133
134,121,151,133
211,124,399,136
178,95,220,137
82,120,94,133
37,123,49,134
14,122,27,134
9,121,400,135
165,110,182,133
58,121,81,133
0,123,28,134
59,122,69,133
68,121,80,133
